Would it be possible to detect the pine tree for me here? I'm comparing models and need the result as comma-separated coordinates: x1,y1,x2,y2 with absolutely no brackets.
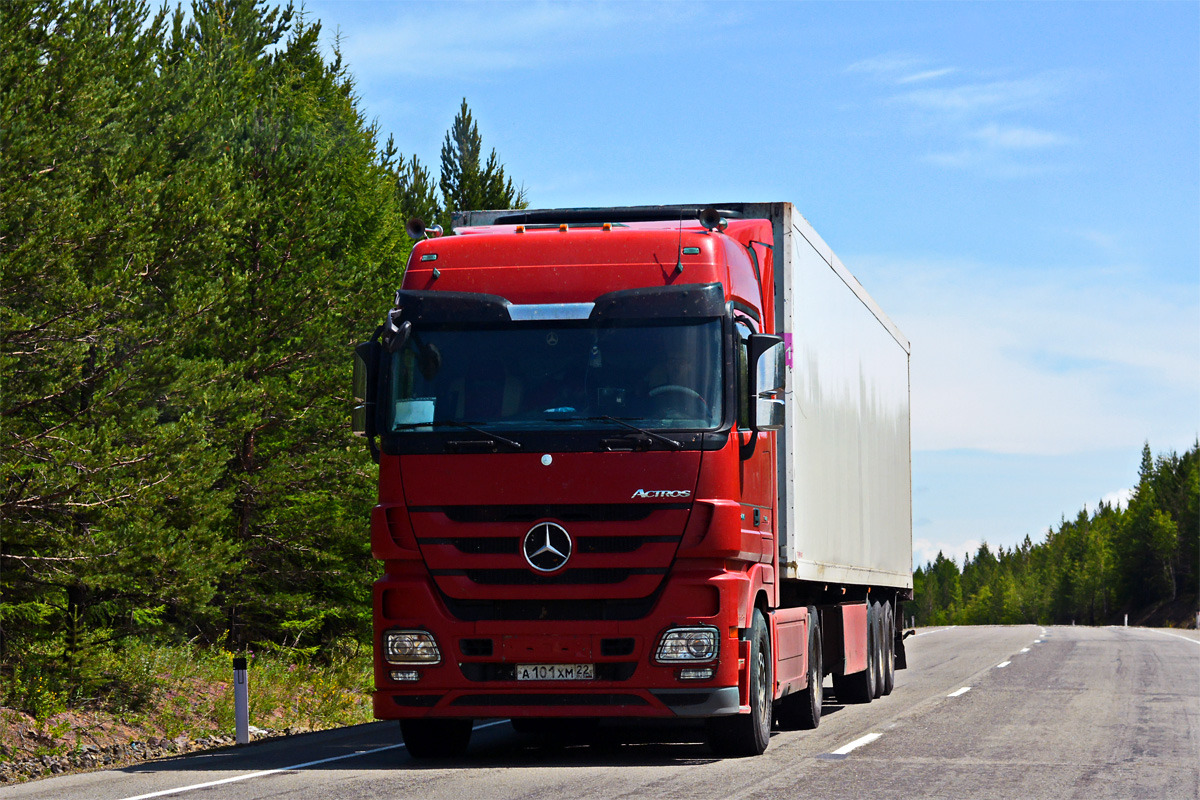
438,98,526,226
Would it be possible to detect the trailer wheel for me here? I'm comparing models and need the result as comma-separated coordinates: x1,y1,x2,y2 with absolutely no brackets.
776,606,822,730
881,601,896,696
832,602,877,704
871,601,885,699
400,718,473,759
707,609,772,756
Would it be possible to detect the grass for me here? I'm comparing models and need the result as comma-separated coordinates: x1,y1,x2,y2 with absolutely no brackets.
1,639,374,757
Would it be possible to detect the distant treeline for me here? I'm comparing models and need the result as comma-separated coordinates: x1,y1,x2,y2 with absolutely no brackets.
1,0,523,700
912,443,1199,628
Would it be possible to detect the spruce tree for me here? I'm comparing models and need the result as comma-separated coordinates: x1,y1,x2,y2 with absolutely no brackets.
438,98,526,226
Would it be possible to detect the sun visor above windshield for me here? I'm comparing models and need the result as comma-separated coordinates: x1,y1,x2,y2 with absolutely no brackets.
392,289,512,324
589,282,725,321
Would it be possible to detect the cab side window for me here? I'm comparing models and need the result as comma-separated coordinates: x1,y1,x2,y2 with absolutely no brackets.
735,320,753,429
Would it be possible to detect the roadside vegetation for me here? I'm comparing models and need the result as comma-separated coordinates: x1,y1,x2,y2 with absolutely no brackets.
1,0,523,745
0,642,372,782
913,443,1199,628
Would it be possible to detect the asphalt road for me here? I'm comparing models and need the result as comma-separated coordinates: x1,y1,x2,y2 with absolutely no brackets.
4,625,1197,800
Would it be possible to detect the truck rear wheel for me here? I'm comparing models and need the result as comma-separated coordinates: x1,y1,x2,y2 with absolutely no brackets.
707,609,772,756
881,601,896,695
400,718,474,759
776,606,822,730
871,601,885,699
832,602,877,704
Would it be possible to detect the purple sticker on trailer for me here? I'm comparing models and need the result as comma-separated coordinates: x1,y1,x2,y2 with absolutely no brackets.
783,333,793,368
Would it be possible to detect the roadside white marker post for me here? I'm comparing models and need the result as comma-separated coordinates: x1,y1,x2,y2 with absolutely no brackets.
1124,614,1128,627
234,656,249,745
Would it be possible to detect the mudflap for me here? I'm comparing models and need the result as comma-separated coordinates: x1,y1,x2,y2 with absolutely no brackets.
894,630,908,670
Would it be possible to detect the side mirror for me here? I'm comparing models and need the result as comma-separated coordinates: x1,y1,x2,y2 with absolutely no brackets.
747,334,785,432
382,311,412,354
352,340,381,440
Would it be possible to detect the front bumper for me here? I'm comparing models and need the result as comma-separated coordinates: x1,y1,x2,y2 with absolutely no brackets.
372,561,747,719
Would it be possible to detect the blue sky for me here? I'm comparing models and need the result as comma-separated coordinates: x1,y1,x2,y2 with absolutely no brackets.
304,0,1199,567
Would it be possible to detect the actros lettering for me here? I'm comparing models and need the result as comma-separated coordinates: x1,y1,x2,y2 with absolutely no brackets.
631,489,691,499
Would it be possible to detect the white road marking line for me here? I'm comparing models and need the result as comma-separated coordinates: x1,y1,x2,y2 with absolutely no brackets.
912,626,956,637
996,661,1011,668
1020,648,1030,653
116,720,508,800
831,732,882,755
1033,640,1043,644
947,687,971,697
1140,628,1200,645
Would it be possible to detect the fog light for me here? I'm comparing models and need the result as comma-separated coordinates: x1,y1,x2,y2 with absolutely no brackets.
655,626,718,663
679,667,714,680
383,629,441,665
390,669,420,682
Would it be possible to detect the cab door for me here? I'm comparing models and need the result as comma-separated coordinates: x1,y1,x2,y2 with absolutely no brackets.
735,319,776,573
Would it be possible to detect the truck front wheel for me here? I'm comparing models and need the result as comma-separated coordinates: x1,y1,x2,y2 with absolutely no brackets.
400,718,474,759
707,609,772,756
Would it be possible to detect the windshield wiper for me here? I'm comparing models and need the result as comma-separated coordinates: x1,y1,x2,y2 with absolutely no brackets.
392,420,523,451
592,415,682,450
537,417,686,453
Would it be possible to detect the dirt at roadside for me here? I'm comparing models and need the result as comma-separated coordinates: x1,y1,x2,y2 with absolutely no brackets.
0,705,309,784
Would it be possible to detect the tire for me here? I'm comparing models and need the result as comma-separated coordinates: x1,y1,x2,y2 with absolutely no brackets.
881,601,896,696
776,606,822,730
707,608,772,756
832,602,877,704
400,718,474,759
871,601,885,700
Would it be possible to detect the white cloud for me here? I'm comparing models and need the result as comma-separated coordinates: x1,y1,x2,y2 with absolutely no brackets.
846,56,1080,173
897,73,1071,115
328,1,710,79
846,53,925,75
913,537,981,569
972,123,1070,149
1094,488,1133,512
898,67,958,84
856,256,1200,456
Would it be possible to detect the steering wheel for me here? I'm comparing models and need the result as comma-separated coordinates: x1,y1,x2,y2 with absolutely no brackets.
648,384,710,413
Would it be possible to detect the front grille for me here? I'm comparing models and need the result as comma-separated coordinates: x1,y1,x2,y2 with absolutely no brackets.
450,693,648,707
418,535,678,556
600,637,636,657
411,504,686,523
391,695,441,707
458,662,637,682
433,567,666,586
440,593,660,621
459,638,494,656
579,535,678,553
419,537,516,554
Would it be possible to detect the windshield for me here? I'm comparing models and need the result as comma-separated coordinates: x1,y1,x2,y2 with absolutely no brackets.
386,319,723,433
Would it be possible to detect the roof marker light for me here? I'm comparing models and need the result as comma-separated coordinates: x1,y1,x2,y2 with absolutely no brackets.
515,225,525,233
602,222,613,231
559,223,569,232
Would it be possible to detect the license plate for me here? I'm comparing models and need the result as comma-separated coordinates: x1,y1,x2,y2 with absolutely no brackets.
516,663,595,681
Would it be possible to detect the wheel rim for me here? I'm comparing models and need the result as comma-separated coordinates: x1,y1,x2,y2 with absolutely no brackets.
755,647,768,736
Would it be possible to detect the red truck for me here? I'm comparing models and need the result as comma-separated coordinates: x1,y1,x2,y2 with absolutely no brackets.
353,203,912,757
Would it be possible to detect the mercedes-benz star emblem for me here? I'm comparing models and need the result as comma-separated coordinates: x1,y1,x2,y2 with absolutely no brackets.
523,522,572,573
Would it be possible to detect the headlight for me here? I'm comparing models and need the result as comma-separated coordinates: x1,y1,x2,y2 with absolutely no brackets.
655,626,719,663
383,629,441,665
